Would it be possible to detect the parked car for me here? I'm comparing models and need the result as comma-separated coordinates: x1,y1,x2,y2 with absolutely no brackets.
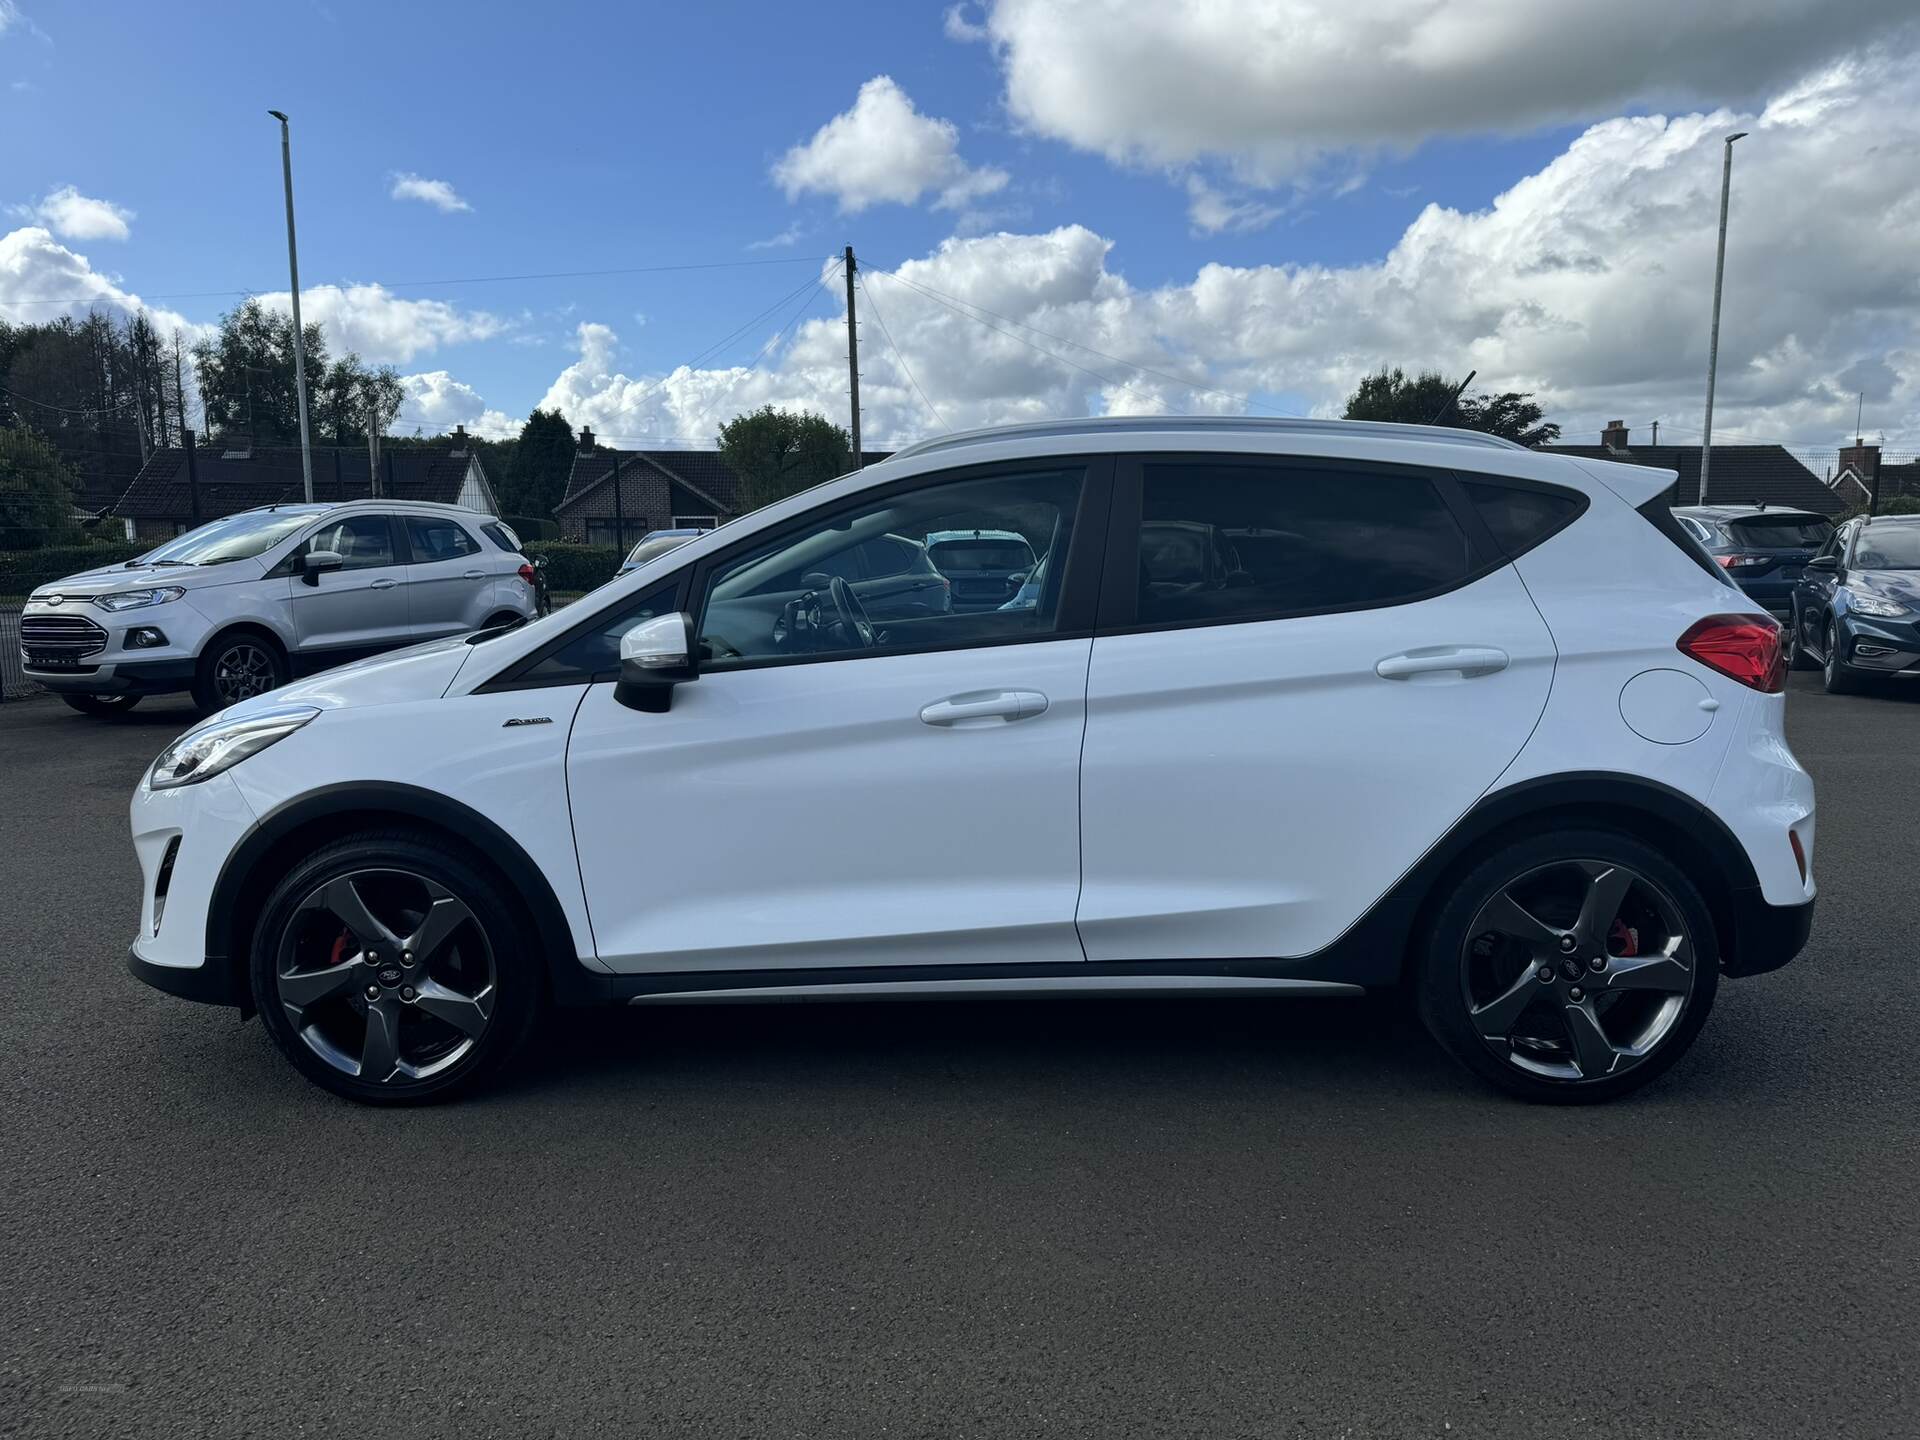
1672,505,1833,619
22,501,536,717
617,528,707,578
1787,512,1920,693
925,527,1037,611
126,417,1813,1106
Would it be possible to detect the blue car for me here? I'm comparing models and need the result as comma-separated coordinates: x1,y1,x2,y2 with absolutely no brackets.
1788,513,1920,694
1673,506,1834,621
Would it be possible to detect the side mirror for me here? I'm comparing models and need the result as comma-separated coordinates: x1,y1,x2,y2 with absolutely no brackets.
300,549,345,586
615,611,697,713
534,556,549,570
1804,555,1839,573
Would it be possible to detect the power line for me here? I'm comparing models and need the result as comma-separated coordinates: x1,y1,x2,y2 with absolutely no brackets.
858,274,947,434
0,253,830,309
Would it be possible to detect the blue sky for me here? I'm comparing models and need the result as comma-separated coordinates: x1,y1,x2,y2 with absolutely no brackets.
4,0,1917,451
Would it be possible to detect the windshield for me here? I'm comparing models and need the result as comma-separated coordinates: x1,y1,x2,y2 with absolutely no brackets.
139,510,318,566
1853,525,1920,570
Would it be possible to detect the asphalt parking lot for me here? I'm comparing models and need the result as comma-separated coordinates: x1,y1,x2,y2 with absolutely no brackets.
2,674,1915,1439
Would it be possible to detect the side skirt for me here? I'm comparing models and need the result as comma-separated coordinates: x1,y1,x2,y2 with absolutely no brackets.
628,973,1365,1005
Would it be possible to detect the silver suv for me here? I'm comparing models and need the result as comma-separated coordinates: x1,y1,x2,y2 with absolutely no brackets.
21,501,536,717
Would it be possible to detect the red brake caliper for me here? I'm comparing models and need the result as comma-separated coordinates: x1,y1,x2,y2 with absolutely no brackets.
328,931,355,966
1608,918,1640,958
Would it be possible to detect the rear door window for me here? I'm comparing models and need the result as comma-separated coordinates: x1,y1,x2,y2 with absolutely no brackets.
406,516,481,561
1124,461,1479,627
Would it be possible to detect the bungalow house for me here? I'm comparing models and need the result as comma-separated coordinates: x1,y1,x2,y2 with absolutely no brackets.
1539,421,1840,514
553,427,891,548
112,427,500,540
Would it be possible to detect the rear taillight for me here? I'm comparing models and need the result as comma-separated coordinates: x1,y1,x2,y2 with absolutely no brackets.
1677,614,1787,693
1789,829,1807,885
517,562,536,584
1717,553,1768,571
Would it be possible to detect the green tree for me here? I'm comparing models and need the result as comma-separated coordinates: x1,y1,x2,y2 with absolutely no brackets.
1343,368,1560,446
192,298,330,446
717,405,852,512
500,408,577,520
0,426,82,548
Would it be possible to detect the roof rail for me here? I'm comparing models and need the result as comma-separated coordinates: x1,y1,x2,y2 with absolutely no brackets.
882,415,1531,465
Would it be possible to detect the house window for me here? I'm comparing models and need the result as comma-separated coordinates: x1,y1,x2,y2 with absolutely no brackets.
586,518,646,548
672,514,719,530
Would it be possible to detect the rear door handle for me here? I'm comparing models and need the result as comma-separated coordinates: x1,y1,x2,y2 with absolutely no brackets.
462,569,485,579
919,690,1049,726
1375,646,1509,680
369,577,399,590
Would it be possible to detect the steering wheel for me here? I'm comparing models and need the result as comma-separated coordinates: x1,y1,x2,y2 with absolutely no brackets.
826,576,879,649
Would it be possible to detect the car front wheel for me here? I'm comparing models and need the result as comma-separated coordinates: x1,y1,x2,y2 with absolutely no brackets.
1822,621,1862,695
193,632,287,712
1416,829,1719,1103
250,832,542,1104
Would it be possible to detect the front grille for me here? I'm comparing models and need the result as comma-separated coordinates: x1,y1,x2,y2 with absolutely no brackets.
21,613,109,663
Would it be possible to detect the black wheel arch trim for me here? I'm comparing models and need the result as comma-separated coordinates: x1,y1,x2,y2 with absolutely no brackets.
191,781,592,1013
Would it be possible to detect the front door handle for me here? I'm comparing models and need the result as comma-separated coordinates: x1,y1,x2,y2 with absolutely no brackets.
368,577,399,590
1375,646,1509,680
919,689,1049,726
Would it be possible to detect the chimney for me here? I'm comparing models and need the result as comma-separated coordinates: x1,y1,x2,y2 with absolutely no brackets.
1601,420,1630,453
1837,437,1880,486
578,425,595,453
450,424,468,453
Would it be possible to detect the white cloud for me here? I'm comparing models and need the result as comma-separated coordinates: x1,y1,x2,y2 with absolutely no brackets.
943,2,989,41
524,55,1920,451
1183,176,1285,236
254,283,505,365
0,1,50,43
389,172,471,213
747,221,805,251
0,225,195,336
9,184,133,241
773,75,1009,213
396,369,515,438
974,0,1918,184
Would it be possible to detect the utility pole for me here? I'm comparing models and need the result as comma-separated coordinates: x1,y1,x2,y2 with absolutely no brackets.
172,335,187,449
1651,420,1659,446
610,453,627,554
1699,130,1747,505
269,110,315,501
184,427,202,526
844,245,862,469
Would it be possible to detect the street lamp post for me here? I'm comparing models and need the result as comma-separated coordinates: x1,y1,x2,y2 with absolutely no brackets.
268,109,315,502
1699,130,1748,505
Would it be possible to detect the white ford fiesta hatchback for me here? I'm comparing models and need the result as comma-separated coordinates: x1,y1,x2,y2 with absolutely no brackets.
127,418,1816,1105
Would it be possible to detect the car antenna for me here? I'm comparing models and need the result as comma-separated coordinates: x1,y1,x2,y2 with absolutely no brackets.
1428,369,1477,424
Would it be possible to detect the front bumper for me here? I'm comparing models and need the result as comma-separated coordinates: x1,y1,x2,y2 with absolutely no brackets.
21,595,213,695
1836,612,1920,678
27,656,197,695
1722,892,1815,978
127,769,258,1006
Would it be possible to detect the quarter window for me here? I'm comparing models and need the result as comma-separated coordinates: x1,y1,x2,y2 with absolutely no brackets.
1131,462,1477,626
1462,481,1585,557
697,468,1083,667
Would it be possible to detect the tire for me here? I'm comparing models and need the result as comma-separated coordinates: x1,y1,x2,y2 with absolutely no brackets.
1822,620,1862,695
1415,828,1720,1104
192,630,288,713
60,693,144,718
249,830,544,1105
1785,605,1817,671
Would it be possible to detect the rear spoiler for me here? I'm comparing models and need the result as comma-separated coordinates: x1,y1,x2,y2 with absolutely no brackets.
1565,456,1680,510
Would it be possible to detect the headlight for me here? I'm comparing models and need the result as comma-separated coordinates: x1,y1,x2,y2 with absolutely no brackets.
1849,590,1909,618
147,705,319,790
94,586,186,612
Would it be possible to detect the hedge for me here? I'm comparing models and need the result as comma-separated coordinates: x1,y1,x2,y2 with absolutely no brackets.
522,540,623,592
0,540,147,597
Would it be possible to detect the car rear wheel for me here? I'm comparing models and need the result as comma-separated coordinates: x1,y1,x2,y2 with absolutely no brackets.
1416,829,1719,1104
250,832,543,1105
193,631,287,713
60,693,143,718
1822,620,1862,695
